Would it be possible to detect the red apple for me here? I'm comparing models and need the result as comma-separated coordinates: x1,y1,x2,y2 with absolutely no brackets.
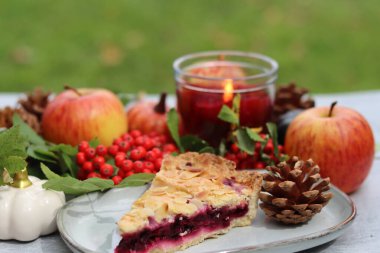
41,87,127,146
284,102,375,194
127,93,169,136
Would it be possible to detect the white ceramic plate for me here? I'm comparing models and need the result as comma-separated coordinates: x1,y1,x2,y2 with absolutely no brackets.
57,185,355,253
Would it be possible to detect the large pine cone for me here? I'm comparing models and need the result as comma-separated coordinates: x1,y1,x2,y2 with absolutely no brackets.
259,156,333,224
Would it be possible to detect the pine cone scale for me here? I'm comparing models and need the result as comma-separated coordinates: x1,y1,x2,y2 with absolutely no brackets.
259,192,274,204
272,198,290,208
278,181,296,193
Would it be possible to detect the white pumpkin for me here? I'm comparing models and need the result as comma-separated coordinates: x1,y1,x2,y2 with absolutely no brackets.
0,175,65,241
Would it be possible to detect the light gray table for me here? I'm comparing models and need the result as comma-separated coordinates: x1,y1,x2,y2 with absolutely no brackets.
1,91,379,253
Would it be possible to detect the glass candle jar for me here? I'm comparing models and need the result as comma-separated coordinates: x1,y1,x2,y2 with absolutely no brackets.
173,51,278,146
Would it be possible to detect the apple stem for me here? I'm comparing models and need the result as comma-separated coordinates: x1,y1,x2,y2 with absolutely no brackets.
154,93,167,114
64,85,82,96
328,101,338,117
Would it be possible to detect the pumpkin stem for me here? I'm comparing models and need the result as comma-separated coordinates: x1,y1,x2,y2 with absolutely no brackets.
10,168,32,188
64,85,82,96
154,93,167,114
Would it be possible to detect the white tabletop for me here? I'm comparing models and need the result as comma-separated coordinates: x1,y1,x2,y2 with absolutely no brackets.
0,91,379,253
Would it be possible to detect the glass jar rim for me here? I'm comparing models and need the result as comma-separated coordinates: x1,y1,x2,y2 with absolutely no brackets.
173,50,279,82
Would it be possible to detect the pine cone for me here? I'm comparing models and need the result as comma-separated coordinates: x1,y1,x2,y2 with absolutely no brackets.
0,88,50,133
0,107,15,129
259,156,333,224
18,87,51,121
0,107,40,133
16,108,41,133
274,82,315,121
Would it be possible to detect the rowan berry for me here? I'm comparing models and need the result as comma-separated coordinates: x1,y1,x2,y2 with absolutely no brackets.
85,148,96,160
100,164,114,177
112,175,123,185
93,156,105,170
121,160,134,172
130,130,142,138
133,161,144,173
87,172,101,178
108,145,119,156
78,141,90,152
96,145,108,156
76,152,86,165
82,161,94,173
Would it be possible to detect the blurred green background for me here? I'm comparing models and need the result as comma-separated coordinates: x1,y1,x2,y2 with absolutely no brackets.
0,0,379,94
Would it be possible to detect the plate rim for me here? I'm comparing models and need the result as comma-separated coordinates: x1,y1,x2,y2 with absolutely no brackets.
57,184,356,253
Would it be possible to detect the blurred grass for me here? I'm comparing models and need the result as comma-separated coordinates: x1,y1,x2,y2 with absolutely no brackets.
0,0,379,94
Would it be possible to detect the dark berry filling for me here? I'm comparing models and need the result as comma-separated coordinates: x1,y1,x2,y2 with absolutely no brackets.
115,204,248,253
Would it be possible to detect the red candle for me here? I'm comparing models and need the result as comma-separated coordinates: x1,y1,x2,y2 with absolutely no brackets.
174,51,278,146
177,82,273,146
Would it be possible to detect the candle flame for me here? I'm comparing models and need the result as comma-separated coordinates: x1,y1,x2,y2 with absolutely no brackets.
223,79,234,103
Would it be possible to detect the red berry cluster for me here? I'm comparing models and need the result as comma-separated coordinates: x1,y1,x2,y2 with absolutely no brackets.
75,130,178,185
224,135,285,170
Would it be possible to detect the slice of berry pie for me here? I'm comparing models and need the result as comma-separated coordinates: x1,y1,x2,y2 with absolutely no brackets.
115,152,262,253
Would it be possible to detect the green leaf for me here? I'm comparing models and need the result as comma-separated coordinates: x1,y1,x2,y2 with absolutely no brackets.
84,178,114,191
218,139,227,156
246,128,265,142
235,128,254,155
12,114,45,146
116,173,155,188
107,159,118,172
217,105,239,125
89,138,99,148
198,146,215,154
180,135,213,152
260,153,273,165
42,177,101,195
42,169,154,195
60,152,78,177
49,144,77,156
0,126,28,185
27,146,58,163
46,143,78,177
266,122,279,157
41,163,61,179
0,125,28,159
27,163,46,179
232,94,241,115
167,108,182,152
259,136,269,158
1,156,27,175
